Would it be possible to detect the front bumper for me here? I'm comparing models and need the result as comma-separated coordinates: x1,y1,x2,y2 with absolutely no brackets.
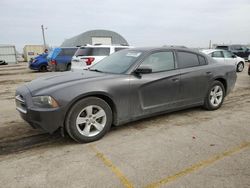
15,85,65,133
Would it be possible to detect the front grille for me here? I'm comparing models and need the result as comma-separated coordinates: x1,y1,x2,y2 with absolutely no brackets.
15,95,27,114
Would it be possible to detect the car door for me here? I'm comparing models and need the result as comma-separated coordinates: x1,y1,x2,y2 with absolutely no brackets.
176,51,211,106
222,50,237,66
129,51,181,118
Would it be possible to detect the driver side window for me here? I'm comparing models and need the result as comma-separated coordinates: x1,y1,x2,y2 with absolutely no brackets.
140,51,175,72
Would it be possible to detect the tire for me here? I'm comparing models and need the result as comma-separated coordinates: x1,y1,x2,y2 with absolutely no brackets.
39,65,47,72
204,81,225,110
65,97,112,143
236,62,244,72
66,63,71,71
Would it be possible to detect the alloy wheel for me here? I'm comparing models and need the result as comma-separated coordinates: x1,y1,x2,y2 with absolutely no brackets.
209,85,223,107
76,105,107,137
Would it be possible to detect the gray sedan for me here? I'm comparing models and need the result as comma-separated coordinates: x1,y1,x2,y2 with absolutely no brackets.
15,47,237,143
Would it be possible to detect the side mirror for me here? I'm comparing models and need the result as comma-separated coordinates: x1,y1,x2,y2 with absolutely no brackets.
232,54,237,58
134,66,152,74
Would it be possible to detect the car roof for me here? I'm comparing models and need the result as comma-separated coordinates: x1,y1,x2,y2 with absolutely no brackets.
79,44,132,48
200,49,228,54
129,46,204,55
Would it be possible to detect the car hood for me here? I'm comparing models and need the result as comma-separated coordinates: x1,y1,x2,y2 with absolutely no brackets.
25,70,112,95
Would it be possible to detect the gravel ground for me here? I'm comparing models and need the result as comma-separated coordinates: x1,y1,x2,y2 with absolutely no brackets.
0,62,249,188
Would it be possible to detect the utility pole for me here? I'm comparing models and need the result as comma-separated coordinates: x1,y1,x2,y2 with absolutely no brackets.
41,25,46,50
209,40,212,49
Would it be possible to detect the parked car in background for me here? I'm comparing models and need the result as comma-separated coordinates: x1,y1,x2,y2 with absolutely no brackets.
16,47,237,143
48,47,78,71
248,62,250,75
29,53,48,72
215,44,250,60
201,49,245,72
0,60,7,65
71,44,132,71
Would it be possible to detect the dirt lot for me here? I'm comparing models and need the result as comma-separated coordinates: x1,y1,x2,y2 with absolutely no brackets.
0,62,249,188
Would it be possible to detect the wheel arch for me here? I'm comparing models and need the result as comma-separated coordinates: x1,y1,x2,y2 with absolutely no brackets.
214,77,227,93
63,92,118,128
39,63,48,71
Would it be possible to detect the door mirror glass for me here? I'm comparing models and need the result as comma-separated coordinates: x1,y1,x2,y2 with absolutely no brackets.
134,66,152,74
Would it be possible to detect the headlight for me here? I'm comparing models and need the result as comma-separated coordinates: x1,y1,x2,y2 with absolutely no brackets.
32,96,59,108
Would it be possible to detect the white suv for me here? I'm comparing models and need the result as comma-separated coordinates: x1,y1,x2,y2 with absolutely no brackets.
71,44,132,71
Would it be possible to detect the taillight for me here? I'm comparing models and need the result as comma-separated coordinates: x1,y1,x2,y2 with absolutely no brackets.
51,60,57,65
84,57,95,66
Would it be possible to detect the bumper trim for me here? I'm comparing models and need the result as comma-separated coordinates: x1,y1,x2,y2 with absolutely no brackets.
15,95,27,114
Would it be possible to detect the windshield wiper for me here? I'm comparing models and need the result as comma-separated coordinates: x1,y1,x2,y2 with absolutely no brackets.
88,68,103,73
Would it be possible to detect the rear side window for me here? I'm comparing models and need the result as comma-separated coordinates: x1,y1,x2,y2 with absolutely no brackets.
74,47,110,56
177,52,200,68
198,55,207,65
92,48,110,56
212,51,224,58
223,50,234,58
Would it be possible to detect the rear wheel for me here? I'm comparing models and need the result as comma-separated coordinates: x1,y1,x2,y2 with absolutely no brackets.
236,62,244,72
65,97,112,143
204,81,225,110
39,65,47,72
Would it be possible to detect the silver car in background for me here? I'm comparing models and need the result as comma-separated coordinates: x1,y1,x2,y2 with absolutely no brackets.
201,49,245,72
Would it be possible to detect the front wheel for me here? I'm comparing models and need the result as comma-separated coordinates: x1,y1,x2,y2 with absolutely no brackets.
204,81,225,110
65,97,112,143
236,62,244,72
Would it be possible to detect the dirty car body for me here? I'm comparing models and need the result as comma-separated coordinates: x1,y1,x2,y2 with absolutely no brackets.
15,47,237,139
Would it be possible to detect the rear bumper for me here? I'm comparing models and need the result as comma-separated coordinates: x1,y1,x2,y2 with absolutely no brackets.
48,62,68,72
15,85,65,133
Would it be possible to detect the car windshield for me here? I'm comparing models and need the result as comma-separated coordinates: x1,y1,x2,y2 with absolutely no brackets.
89,50,143,74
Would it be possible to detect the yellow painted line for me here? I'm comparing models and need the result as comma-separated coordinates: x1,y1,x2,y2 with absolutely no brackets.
89,145,134,188
145,142,250,188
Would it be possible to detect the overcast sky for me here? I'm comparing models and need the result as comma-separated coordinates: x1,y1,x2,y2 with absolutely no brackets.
0,0,250,51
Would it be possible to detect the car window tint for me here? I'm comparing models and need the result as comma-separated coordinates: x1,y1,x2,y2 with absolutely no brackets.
64,49,77,56
92,48,110,56
74,48,91,56
223,51,234,58
58,48,76,56
115,48,127,52
140,51,175,72
177,52,200,68
216,46,228,50
58,49,65,56
231,45,242,50
212,51,224,58
198,55,206,65
74,47,110,56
